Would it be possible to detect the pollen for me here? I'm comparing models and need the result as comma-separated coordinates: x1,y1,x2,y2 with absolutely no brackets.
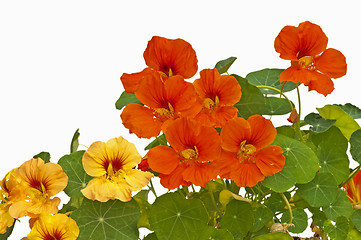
237,140,257,163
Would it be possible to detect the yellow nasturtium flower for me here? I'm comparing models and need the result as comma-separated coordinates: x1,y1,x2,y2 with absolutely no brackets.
7,158,68,218
27,213,79,240
0,172,14,234
81,136,154,202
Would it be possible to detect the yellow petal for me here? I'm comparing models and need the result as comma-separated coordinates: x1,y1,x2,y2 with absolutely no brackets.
124,169,153,190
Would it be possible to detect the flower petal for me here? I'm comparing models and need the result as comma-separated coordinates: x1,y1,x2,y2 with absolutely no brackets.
159,165,191,190
247,115,277,149
182,163,218,187
230,162,264,188
147,145,180,175
220,117,251,153
305,71,335,96
280,66,315,85
274,25,300,61
314,48,347,78
124,169,153,190
255,146,285,176
297,21,328,57
82,141,108,177
120,68,154,94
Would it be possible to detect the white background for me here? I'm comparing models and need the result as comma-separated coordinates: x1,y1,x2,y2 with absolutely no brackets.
1,1,360,239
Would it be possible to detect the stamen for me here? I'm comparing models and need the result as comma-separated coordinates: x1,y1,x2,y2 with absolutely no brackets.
237,140,257,163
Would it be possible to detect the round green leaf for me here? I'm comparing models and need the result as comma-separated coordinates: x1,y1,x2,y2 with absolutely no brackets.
297,172,339,207
324,216,349,240
304,113,336,133
71,198,141,240
220,200,254,239
281,208,308,233
262,134,319,192
232,74,266,119
335,103,361,119
322,189,352,221
214,57,237,74
149,192,209,240
351,209,361,232
350,129,361,164
264,97,293,116
251,205,273,233
115,91,142,110
57,150,92,198
144,232,158,240
245,68,296,95
251,232,293,240
264,192,290,213
200,227,234,240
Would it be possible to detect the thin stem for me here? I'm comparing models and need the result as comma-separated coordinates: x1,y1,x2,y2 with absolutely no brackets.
208,187,220,213
191,184,196,193
257,85,294,112
149,178,157,198
280,192,293,225
177,188,186,198
295,83,304,142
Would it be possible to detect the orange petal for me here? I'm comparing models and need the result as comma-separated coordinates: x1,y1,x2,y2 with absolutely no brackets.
159,165,191,190
147,145,179,175
121,103,162,138
212,106,238,128
120,68,154,94
255,146,285,176
182,163,218,187
212,150,237,179
305,71,335,96
247,115,277,149
274,25,300,61
143,36,198,79
280,66,315,85
314,48,347,79
297,21,328,57
230,162,264,187
220,117,251,153
135,71,166,108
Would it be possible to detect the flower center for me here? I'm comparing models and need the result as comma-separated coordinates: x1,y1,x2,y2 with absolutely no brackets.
154,102,175,119
292,56,314,70
105,163,126,183
204,96,219,111
180,146,199,166
237,140,257,163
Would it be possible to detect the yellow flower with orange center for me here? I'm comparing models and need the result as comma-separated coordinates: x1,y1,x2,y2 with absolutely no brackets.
26,213,79,240
6,158,68,219
81,136,154,202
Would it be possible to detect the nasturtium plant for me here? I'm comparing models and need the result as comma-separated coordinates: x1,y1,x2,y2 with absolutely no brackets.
3,21,361,240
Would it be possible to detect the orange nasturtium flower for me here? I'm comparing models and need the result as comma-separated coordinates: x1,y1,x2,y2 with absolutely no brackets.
26,213,79,240
6,158,68,219
215,115,285,187
275,21,347,96
121,71,202,138
147,117,221,189
81,136,153,202
345,170,361,206
121,36,198,93
193,68,242,127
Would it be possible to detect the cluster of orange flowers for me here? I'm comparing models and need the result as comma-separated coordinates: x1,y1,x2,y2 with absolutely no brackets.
0,158,79,239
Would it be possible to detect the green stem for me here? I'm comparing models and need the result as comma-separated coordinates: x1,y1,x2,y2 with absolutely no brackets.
257,85,294,112
191,184,196,193
208,187,220,213
177,188,186,198
295,83,304,142
149,179,157,198
280,192,293,225
339,165,361,188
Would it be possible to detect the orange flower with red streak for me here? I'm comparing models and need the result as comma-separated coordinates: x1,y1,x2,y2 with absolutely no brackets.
275,21,347,96
215,115,285,187
121,36,198,93
193,68,242,127
147,118,221,189
345,170,361,206
121,72,202,138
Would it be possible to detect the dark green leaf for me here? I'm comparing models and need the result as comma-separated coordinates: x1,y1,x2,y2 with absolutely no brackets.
115,91,142,110
33,151,50,163
144,233,158,240
232,74,266,119
304,113,336,133
144,134,168,151
246,68,296,95
322,189,352,221
250,232,293,240
220,200,254,239
324,216,349,240
281,208,308,233
351,209,361,232
71,198,141,240
264,97,293,115
262,134,319,192
200,227,235,240
57,151,92,198
297,172,339,207
251,205,273,233
149,192,209,240
350,129,361,164
335,103,361,119
264,192,290,213
0,220,15,240
214,57,237,74
70,128,80,153
311,208,327,227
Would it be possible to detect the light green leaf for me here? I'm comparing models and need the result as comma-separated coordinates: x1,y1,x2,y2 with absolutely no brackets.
232,74,266,119
281,208,308,234
246,68,296,95
264,97,293,116
324,216,349,240
317,104,361,141
297,172,339,207
215,57,237,74
251,205,273,233
33,151,51,163
70,128,80,153
351,209,361,232
149,193,209,240
322,189,352,221
115,91,142,110
262,134,319,192
251,232,293,240
346,229,361,240
220,200,254,239
335,103,361,119
350,129,361,164
71,198,141,240
304,113,336,133
57,151,92,198
200,227,235,240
